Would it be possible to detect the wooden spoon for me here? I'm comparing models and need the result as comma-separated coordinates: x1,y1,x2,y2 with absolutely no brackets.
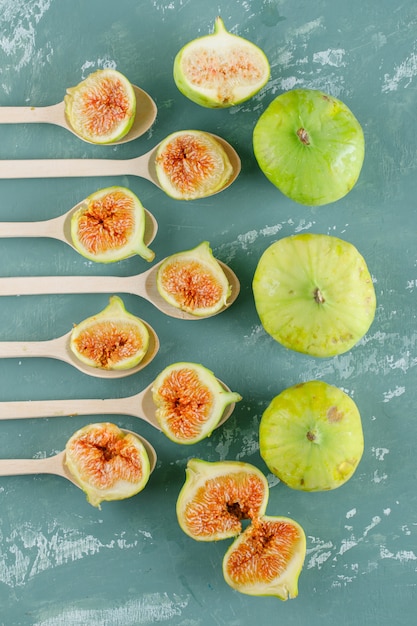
0,379,237,431
0,257,240,320
0,132,241,199
0,319,160,379
0,429,157,487
0,85,157,145
0,197,158,259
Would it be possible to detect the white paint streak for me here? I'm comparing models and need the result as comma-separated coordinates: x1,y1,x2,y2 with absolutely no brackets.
33,594,190,626
313,48,346,67
216,219,316,263
0,522,151,588
382,51,417,92
0,0,52,78
383,386,406,402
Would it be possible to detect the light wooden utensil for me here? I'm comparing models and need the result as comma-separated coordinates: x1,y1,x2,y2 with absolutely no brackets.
0,429,157,487
0,133,241,198
0,319,160,378
0,379,238,431
0,257,240,320
0,85,157,145
0,200,158,257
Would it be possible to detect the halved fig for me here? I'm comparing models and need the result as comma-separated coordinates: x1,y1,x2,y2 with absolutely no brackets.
70,296,150,370
65,422,151,508
70,186,155,263
152,362,242,444
176,458,269,541
64,69,136,144
174,16,270,108
222,515,306,600
154,130,233,200
259,380,364,491
156,241,231,316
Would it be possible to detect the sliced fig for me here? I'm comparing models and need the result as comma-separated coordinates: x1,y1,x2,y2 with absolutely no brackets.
151,362,241,444
259,380,364,491
176,458,269,541
70,186,154,263
154,130,233,200
222,515,306,600
70,296,150,371
174,16,270,108
65,422,151,508
156,241,231,316
64,69,136,144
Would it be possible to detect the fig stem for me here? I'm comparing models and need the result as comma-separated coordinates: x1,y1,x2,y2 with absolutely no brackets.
297,128,310,145
314,287,325,304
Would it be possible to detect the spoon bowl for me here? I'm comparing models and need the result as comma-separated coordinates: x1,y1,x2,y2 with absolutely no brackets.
0,195,158,261
0,85,157,145
0,131,241,199
0,318,160,378
0,254,240,320
0,428,157,489
0,378,238,433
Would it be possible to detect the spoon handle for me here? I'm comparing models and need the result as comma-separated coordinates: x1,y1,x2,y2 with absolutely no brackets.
0,273,147,299
0,391,160,429
0,215,64,240
0,454,64,478
0,154,150,181
0,102,65,127
0,336,63,359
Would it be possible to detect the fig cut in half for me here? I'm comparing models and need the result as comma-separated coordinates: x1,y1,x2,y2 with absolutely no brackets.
70,295,151,371
174,16,270,108
253,88,365,206
65,422,151,508
154,130,233,200
70,186,155,263
223,515,306,600
176,459,269,541
252,233,376,357
64,69,136,144
152,362,242,444
156,241,232,317
259,380,364,492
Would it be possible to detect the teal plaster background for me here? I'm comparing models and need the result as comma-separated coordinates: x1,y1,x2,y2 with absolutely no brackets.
0,0,415,624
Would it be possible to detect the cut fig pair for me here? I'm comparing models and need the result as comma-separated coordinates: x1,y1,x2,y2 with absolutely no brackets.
177,459,306,600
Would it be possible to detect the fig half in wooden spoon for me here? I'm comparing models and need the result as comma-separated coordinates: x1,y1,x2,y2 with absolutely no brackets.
0,186,158,263
0,70,157,145
0,131,240,200
0,424,157,508
0,244,240,320
0,363,241,444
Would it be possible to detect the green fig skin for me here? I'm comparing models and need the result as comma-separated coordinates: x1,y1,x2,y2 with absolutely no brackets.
259,380,364,492
174,17,270,108
252,233,376,358
253,88,365,206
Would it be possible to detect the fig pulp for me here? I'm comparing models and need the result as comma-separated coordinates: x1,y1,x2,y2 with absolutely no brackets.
253,88,365,205
64,69,136,144
70,296,151,370
252,233,376,357
176,459,269,540
156,241,232,317
174,16,270,108
152,362,241,444
259,380,364,491
70,186,155,263
154,130,233,200
65,422,151,508
222,515,306,600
